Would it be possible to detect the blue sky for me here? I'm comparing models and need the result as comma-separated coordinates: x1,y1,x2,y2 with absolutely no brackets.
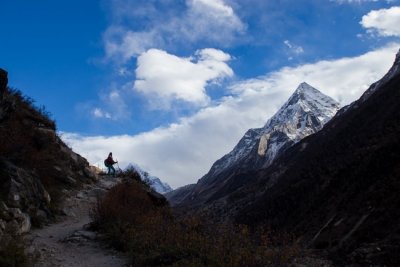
1,0,400,187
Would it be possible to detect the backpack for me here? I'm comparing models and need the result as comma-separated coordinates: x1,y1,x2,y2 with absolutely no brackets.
104,158,112,167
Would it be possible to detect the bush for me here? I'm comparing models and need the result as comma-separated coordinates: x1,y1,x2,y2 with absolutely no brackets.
6,88,55,130
92,180,303,267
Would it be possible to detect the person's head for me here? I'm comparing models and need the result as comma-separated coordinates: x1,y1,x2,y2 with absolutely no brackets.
109,152,112,157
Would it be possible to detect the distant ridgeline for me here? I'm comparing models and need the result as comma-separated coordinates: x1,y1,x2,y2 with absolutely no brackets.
0,68,97,235
126,163,172,194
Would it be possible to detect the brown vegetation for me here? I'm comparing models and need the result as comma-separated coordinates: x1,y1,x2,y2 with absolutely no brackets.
91,170,304,267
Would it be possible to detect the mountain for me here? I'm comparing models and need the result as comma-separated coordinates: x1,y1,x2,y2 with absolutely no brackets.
215,49,400,266
169,83,340,207
126,163,172,194
0,69,97,234
164,184,196,206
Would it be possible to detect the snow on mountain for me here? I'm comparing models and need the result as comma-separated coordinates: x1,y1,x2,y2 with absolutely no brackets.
126,163,172,194
198,82,340,185
360,49,400,103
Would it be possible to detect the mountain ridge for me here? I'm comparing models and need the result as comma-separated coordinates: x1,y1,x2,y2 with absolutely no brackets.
223,49,400,266
169,82,340,207
126,163,172,194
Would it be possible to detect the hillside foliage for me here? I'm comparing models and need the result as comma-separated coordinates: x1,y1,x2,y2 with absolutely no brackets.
91,170,305,267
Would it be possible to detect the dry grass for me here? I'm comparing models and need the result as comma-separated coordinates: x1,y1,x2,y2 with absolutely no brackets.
91,172,303,267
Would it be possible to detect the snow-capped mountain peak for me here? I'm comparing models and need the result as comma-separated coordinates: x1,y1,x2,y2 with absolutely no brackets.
198,83,340,185
266,82,340,131
125,163,172,194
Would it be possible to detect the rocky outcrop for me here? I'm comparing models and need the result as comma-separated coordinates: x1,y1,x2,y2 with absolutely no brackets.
0,201,31,235
0,159,51,227
0,69,98,233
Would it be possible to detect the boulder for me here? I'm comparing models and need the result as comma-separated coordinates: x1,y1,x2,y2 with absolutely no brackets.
0,159,51,224
0,201,11,221
35,209,48,222
0,219,6,231
5,208,31,234
87,188,108,198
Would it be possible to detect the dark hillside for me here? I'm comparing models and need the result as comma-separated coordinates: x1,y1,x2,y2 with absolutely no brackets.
0,69,97,234
232,51,400,265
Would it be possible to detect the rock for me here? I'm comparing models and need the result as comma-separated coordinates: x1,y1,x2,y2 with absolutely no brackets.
53,166,62,172
87,188,108,198
17,213,31,234
90,165,103,175
84,167,98,181
12,193,21,203
66,176,77,185
0,159,51,217
0,201,11,221
75,230,96,240
43,189,51,204
0,201,8,211
82,223,94,231
35,209,48,222
76,192,85,199
5,220,19,234
7,208,31,234
61,207,76,217
0,219,6,230
8,207,22,217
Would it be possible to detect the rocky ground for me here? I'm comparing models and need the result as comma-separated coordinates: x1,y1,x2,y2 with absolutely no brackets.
25,175,129,267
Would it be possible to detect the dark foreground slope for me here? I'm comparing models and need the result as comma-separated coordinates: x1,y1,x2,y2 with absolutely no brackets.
231,51,400,265
0,69,97,234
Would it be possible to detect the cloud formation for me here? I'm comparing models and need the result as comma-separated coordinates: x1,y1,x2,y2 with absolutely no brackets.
283,40,304,60
63,44,399,188
361,6,400,37
134,48,233,109
90,89,131,121
104,0,246,63
331,0,379,3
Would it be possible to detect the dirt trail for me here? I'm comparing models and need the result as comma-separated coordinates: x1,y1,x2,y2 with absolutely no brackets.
26,176,129,267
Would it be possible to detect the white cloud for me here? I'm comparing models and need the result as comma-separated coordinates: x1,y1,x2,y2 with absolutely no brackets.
361,6,400,37
91,89,130,121
182,0,246,43
103,0,246,63
104,26,162,62
284,40,304,60
331,0,379,3
64,44,399,189
284,40,304,54
92,108,112,119
134,48,233,109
